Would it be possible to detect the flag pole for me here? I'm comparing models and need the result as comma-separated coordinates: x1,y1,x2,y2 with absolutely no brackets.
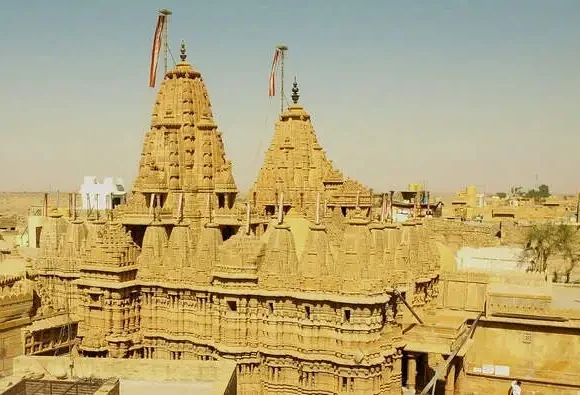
159,9,172,74
277,45,288,113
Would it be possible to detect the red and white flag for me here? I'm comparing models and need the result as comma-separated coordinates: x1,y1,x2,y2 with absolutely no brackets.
149,14,166,88
268,48,281,97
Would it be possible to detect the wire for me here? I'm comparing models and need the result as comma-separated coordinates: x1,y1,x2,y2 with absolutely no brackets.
167,45,177,68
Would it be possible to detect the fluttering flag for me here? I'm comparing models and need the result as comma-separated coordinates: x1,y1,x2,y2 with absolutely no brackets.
149,14,166,88
268,48,281,97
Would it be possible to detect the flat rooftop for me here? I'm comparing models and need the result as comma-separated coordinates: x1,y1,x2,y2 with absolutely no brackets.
0,377,119,395
5,356,237,395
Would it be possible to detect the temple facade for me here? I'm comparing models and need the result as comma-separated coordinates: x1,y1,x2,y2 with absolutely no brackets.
28,43,442,394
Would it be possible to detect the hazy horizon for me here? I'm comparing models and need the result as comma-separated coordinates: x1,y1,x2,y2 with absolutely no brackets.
1,1,579,194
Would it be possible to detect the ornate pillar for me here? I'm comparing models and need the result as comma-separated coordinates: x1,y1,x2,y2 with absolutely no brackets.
445,361,456,395
407,353,417,393
112,294,122,335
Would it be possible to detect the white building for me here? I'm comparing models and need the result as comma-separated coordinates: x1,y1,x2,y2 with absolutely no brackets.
79,176,126,211
476,193,486,207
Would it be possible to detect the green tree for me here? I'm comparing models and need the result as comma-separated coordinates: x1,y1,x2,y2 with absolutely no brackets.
556,225,580,283
520,223,579,282
538,184,551,198
496,192,507,199
525,184,551,200
511,186,524,196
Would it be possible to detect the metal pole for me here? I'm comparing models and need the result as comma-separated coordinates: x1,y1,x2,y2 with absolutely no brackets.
159,9,172,73
576,192,580,224
164,14,168,72
95,193,99,220
246,202,251,235
393,289,423,325
380,193,386,223
43,193,48,217
72,193,76,220
277,45,288,113
389,190,394,223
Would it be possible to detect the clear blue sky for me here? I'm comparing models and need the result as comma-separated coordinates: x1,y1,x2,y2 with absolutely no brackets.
1,0,579,194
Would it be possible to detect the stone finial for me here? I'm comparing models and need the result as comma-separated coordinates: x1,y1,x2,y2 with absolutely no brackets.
277,192,284,225
246,202,251,235
206,194,213,223
315,192,321,225
177,193,184,223
180,40,187,62
381,193,387,223
291,77,299,104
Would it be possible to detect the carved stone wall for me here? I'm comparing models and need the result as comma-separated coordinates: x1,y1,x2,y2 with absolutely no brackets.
426,219,501,253
0,273,33,373
461,320,580,393
138,286,406,394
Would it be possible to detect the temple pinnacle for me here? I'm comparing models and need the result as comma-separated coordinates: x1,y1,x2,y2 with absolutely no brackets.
291,77,299,104
180,40,187,62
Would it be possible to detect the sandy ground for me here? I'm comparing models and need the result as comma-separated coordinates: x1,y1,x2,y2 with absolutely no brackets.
0,192,71,228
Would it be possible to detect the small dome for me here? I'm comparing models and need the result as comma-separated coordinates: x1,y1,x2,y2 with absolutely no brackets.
263,223,298,275
141,225,168,258
214,232,264,281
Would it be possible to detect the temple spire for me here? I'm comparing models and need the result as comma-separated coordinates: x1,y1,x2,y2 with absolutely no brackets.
180,40,187,62
291,77,300,104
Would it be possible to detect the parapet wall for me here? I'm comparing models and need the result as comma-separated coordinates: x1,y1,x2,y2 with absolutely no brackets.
12,356,237,395
439,270,549,313
463,320,580,393
427,219,500,253
499,222,531,246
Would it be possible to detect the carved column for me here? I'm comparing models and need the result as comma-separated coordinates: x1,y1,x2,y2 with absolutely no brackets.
406,353,417,393
445,361,456,395
112,295,122,335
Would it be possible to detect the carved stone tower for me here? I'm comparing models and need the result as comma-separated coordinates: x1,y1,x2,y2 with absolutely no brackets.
116,42,241,242
250,79,372,221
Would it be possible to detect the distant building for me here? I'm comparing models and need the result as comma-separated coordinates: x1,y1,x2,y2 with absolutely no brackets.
79,176,126,211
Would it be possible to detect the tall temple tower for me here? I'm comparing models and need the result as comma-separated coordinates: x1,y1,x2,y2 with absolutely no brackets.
116,42,248,243
250,79,372,221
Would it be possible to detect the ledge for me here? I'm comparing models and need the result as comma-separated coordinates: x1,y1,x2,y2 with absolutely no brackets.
138,280,395,305
465,367,580,388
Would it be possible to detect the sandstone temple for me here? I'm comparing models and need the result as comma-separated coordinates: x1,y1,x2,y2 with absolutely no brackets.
3,41,580,395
